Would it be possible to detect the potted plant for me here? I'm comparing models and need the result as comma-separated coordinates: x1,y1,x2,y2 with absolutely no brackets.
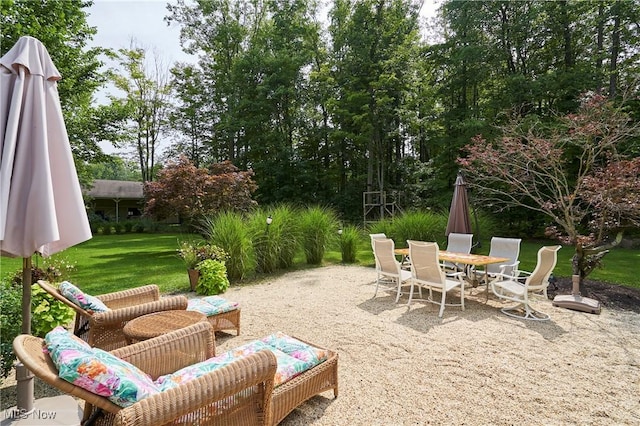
195,259,230,295
177,241,229,291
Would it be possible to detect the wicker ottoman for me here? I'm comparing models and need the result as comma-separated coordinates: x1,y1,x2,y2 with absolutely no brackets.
187,296,241,335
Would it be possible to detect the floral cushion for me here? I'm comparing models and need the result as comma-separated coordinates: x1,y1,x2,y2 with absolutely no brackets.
59,281,109,313
261,332,329,365
156,341,312,391
44,326,93,366
156,335,326,391
44,327,159,407
187,296,239,316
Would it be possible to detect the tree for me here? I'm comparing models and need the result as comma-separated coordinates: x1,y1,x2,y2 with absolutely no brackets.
0,0,110,165
458,92,640,292
110,44,173,182
143,156,257,228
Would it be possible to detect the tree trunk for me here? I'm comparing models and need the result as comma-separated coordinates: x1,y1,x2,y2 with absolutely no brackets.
609,1,621,98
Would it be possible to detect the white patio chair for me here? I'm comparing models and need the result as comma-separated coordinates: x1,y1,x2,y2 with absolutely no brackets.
408,240,465,318
372,238,411,303
442,233,473,274
474,237,522,285
491,245,561,321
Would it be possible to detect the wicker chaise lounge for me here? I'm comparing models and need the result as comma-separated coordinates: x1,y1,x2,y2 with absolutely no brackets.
13,322,277,426
14,321,338,425
38,280,189,351
269,335,339,425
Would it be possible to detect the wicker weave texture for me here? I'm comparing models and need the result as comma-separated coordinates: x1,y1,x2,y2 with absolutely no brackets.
207,308,241,335
13,322,276,426
38,280,189,351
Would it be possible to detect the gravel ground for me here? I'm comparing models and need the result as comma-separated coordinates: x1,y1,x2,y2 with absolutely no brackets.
2,265,639,425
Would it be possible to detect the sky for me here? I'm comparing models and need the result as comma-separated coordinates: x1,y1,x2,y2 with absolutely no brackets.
86,0,441,155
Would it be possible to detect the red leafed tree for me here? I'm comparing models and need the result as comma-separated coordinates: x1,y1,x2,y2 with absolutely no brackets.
458,92,640,291
144,156,257,227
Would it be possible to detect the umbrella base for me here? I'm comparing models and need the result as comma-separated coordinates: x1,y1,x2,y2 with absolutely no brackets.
552,294,601,314
15,363,34,415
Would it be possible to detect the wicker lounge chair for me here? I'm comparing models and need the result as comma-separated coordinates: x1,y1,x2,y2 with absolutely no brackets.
39,281,242,349
13,322,277,426
270,335,339,425
38,280,189,351
14,322,338,425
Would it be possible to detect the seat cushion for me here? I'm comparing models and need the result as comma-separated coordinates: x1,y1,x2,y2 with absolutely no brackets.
44,327,159,407
59,281,109,313
260,331,329,365
155,337,324,391
187,296,239,316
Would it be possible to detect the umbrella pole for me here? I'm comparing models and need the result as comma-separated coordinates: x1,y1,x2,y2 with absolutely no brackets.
16,256,34,414
21,257,31,334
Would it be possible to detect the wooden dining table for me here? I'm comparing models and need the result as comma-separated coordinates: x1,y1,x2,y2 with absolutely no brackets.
394,248,510,299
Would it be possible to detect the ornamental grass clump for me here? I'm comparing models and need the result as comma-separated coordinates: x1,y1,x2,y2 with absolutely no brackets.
201,212,255,281
248,205,301,274
299,206,339,265
339,225,361,263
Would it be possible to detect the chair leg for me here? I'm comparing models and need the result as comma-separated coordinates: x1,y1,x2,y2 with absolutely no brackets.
408,282,415,306
438,290,446,317
394,277,402,303
500,303,550,321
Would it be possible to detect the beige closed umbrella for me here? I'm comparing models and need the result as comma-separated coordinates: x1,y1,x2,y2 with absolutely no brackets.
0,36,92,413
445,173,473,236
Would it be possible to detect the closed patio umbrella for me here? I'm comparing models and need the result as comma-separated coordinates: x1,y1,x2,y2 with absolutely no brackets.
445,173,472,236
0,35,92,412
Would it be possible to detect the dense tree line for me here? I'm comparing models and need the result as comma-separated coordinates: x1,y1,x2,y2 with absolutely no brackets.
2,0,638,226
165,0,639,222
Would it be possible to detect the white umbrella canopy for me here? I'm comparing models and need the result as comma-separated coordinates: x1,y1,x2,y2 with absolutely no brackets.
445,173,473,236
0,35,92,334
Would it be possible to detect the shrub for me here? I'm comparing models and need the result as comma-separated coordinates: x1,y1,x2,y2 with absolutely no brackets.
0,279,21,384
299,206,339,265
113,222,125,234
101,222,113,235
177,240,228,270
339,225,361,263
10,256,76,337
30,283,75,337
132,220,145,233
389,210,446,247
201,212,255,281
196,259,230,295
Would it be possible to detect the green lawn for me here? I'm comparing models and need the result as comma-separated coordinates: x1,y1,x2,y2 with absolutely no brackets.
1,233,638,294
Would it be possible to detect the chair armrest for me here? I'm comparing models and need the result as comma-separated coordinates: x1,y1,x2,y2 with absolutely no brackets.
91,296,189,328
112,322,215,378
497,261,520,276
114,350,277,426
98,285,160,309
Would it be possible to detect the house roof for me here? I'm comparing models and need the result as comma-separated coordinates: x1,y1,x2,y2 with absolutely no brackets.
86,180,143,199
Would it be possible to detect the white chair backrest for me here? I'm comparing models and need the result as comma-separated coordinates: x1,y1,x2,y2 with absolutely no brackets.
446,233,473,254
373,238,400,276
526,245,561,292
409,240,445,285
487,237,522,275
369,233,387,251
